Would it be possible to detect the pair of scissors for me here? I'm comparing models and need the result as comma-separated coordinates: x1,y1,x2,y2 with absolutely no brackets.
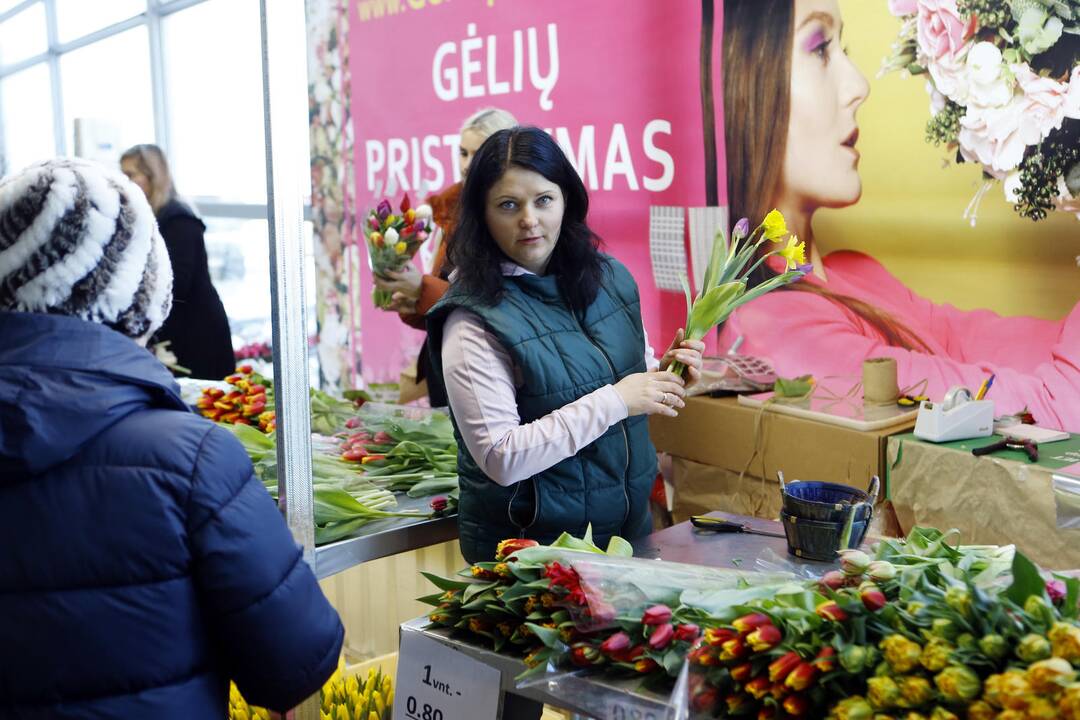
690,515,786,538
972,437,1039,463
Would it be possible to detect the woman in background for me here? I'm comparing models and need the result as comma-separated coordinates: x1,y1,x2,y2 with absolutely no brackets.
374,108,517,405
121,144,235,380
426,127,704,563
719,0,1080,431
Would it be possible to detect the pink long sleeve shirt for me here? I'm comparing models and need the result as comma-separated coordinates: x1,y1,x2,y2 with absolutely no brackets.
719,251,1080,431
441,263,659,487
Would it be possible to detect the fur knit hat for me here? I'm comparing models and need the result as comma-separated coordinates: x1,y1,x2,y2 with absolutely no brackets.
0,158,173,340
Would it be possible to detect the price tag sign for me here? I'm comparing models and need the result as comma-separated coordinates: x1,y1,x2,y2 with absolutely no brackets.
606,698,663,720
394,629,502,720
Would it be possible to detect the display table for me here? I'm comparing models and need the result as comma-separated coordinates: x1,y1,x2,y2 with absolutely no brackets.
887,432,1080,570
397,512,826,720
649,395,914,524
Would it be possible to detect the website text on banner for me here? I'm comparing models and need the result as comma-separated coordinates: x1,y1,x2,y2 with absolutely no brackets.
349,1,726,383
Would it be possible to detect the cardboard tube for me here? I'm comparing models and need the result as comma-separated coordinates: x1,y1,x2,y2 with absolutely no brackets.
863,357,899,404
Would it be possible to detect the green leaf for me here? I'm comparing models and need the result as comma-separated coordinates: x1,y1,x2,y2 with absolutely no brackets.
679,275,694,325
416,592,449,606
1005,551,1046,606
463,580,498,604
420,571,476,593
314,516,373,544
606,536,635,557
773,375,814,398
701,225,729,293
686,281,745,338
1059,575,1080,620
662,648,685,675
549,533,604,554
524,622,562,648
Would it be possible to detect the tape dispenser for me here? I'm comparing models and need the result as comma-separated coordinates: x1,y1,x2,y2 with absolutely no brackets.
913,386,994,443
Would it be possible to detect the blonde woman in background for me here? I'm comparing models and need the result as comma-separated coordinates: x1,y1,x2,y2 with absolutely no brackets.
121,144,235,380
375,107,517,405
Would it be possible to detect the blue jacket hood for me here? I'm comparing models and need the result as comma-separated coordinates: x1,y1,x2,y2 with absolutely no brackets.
0,312,188,475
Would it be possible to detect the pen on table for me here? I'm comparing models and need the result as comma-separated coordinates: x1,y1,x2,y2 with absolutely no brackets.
975,374,995,401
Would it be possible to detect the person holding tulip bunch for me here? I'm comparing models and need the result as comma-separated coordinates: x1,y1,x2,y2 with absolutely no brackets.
426,127,706,563
374,108,517,405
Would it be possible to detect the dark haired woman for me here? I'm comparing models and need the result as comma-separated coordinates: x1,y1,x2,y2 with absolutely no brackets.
718,0,1080,431
426,127,705,563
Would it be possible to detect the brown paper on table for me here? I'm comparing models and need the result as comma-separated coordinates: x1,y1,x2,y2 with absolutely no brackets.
888,438,1080,570
671,456,784,523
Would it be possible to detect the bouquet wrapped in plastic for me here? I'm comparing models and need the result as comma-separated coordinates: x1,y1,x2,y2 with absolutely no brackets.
365,194,433,308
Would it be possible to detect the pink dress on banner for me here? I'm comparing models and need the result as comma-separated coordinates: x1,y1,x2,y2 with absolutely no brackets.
719,251,1080,432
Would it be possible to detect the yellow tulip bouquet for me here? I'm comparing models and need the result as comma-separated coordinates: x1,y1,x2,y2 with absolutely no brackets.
669,209,809,377
227,659,393,720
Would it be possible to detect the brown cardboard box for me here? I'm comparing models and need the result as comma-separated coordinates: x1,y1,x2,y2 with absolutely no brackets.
650,396,913,527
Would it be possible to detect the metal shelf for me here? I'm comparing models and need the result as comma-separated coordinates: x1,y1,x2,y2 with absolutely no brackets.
313,495,459,579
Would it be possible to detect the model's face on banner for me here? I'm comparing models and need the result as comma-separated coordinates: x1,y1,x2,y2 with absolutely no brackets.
485,167,565,275
782,0,871,212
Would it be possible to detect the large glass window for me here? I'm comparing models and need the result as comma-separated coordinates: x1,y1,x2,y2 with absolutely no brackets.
204,216,317,346
60,27,154,157
163,0,266,204
0,0,31,14
0,2,47,69
0,62,53,175
0,0,306,371
54,0,145,44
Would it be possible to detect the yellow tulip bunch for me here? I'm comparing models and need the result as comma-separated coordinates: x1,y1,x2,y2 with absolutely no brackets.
669,209,809,377
319,661,393,720
227,659,393,720
228,682,272,720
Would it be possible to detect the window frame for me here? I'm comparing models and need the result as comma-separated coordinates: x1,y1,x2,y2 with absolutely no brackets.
0,0,277,221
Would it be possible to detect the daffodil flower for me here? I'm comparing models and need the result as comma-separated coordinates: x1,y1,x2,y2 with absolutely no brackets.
669,208,805,377
762,208,789,241
778,236,807,270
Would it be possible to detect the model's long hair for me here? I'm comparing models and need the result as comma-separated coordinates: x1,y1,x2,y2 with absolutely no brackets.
723,0,930,351
447,126,607,310
120,144,177,214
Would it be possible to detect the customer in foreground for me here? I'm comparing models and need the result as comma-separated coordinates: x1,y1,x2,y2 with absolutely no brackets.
0,158,343,718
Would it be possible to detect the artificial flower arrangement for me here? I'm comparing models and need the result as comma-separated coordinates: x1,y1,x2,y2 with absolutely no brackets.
883,0,1080,222
421,526,1080,719
669,209,809,377
365,194,433,308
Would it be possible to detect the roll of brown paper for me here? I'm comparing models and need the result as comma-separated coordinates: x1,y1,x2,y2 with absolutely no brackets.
863,357,899,404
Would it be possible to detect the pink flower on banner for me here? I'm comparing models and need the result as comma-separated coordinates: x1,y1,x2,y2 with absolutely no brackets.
959,64,1080,175
927,45,972,103
888,0,918,16
916,0,975,62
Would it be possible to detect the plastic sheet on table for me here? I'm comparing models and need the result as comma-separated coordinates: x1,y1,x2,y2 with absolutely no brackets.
518,655,691,720
510,546,799,633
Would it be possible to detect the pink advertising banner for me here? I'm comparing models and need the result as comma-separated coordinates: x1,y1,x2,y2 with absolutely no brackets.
348,0,726,383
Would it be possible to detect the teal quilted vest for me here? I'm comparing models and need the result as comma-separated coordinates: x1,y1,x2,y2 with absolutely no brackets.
426,256,657,562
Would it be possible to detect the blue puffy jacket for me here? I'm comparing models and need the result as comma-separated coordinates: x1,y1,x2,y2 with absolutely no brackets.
0,312,344,718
